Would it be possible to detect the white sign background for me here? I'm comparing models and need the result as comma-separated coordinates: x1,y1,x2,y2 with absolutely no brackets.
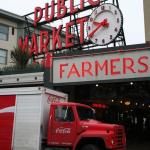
53,49,150,84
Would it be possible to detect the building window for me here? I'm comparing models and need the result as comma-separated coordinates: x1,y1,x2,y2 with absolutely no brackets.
0,24,9,41
12,27,15,35
0,49,7,64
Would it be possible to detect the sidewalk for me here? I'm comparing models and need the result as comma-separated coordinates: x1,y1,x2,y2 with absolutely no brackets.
127,135,150,150
127,142,150,150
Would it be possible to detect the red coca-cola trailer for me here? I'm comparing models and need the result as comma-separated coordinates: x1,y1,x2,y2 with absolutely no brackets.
0,86,68,150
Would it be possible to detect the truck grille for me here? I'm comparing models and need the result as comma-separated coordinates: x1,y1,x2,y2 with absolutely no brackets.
116,128,124,147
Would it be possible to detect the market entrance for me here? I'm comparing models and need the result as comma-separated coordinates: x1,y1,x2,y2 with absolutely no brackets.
56,80,150,150
52,43,150,150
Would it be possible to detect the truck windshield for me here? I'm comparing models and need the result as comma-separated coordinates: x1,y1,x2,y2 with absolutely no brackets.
76,106,95,120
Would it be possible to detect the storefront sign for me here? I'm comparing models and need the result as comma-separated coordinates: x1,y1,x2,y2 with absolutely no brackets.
34,0,100,26
53,49,150,84
18,0,100,55
18,0,102,68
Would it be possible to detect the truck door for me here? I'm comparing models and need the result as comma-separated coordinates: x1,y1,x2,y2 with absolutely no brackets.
0,95,16,150
50,105,77,146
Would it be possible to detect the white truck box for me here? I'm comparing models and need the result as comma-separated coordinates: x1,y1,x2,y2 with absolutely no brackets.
0,86,68,150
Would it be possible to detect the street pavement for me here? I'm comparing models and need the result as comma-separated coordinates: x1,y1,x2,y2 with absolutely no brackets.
127,136,150,150
127,142,150,150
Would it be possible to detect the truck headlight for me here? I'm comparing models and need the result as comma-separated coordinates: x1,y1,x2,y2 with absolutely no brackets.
111,139,115,145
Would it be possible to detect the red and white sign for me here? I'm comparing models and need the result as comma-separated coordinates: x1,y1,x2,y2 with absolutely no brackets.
0,95,16,150
53,49,150,83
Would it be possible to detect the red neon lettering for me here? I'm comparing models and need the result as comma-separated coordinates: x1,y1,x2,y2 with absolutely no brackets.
123,57,136,74
82,61,93,77
70,0,78,14
57,0,67,19
40,31,49,54
77,17,88,44
92,103,107,109
45,1,55,23
52,25,63,50
110,58,121,75
60,63,68,78
34,7,43,27
88,0,100,6
18,36,29,52
80,0,84,10
29,33,38,56
67,64,80,78
18,37,23,50
66,21,75,48
44,53,53,69
138,56,149,73
95,60,108,76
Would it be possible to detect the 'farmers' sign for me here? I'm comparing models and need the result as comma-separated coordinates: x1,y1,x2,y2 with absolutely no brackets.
53,48,150,84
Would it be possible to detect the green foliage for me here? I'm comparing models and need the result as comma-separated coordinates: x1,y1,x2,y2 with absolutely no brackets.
0,47,44,75
11,47,30,69
0,64,44,75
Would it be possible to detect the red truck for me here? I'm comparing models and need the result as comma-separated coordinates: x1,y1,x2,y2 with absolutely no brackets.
0,86,126,150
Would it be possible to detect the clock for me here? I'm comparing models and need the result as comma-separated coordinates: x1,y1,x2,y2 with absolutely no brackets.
87,3,123,46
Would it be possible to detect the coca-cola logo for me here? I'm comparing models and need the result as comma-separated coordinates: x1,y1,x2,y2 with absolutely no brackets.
47,95,65,104
0,106,15,113
56,127,71,134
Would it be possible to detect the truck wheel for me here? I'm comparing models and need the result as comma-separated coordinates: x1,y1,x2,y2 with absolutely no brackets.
81,144,101,150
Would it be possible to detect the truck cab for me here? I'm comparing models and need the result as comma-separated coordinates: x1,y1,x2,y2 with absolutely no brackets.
47,102,126,150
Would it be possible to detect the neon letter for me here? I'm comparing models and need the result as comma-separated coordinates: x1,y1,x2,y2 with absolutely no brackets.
95,60,108,76
123,57,136,74
110,58,121,75
29,33,38,56
70,0,78,14
45,1,55,23
60,63,68,78
34,7,43,27
77,17,88,44
88,0,100,6
66,21,74,48
18,36,29,52
138,56,148,73
82,61,93,77
40,31,49,54
52,25,63,50
67,63,80,78
57,0,67,19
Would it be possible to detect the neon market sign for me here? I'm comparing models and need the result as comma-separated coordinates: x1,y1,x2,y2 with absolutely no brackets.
18,0,101,68
52,49,150,84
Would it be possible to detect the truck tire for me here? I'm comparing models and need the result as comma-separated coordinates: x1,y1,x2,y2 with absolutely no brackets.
81,144,102,150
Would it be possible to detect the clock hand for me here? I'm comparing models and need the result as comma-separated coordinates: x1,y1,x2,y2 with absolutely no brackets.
88,19,109,38
93,21,101,26
93,20,109,26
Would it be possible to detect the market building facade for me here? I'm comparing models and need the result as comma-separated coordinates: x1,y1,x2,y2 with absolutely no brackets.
0,0,150,149
0,9,66,68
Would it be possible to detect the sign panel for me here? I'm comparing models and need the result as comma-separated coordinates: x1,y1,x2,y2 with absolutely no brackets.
53,49,150,84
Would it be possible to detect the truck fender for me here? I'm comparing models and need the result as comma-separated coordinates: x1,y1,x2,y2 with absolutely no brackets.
72,131,107,150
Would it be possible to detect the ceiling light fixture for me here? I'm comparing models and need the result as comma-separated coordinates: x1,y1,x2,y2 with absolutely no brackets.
130,82,133,85
96,84,99,87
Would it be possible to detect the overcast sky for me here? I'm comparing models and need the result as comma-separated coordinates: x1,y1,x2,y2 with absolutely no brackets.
0,0,145,45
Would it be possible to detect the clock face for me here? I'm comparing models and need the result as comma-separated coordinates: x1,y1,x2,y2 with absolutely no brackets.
87,3,123,46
